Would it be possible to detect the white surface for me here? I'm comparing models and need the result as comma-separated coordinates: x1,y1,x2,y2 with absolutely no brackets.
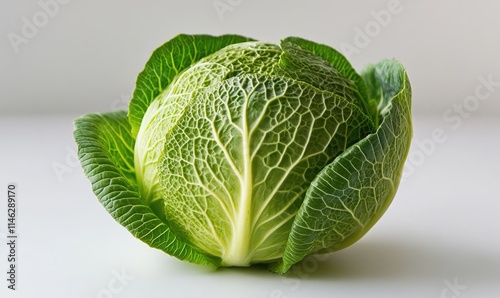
0,113,499,298
1,0,500,115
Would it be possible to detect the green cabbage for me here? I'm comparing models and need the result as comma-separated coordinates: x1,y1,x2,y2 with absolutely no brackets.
74,34,412,273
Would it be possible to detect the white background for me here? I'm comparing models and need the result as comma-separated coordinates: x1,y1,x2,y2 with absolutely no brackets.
1,0,500,115
1,0,499,297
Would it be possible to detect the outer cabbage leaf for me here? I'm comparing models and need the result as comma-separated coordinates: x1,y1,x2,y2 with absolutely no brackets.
272,59,412,273
128,34,254,137
280,37,369,109
74,111,220,266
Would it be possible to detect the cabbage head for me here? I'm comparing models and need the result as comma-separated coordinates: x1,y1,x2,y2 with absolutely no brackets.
74,34,412,273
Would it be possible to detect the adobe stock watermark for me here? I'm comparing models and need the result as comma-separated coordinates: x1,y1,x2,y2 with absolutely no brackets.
93,268,134,298
50,93,130,182
441,277,467,298
339,0,412,58
7,0,71,54
213,0,243,21
403,74,499,177
51,145,79,182
269,254,331,298
110,94,131,111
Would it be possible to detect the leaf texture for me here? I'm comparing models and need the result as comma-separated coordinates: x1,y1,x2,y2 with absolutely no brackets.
128,34,254,137
74,111,220,266
272,59,412,273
